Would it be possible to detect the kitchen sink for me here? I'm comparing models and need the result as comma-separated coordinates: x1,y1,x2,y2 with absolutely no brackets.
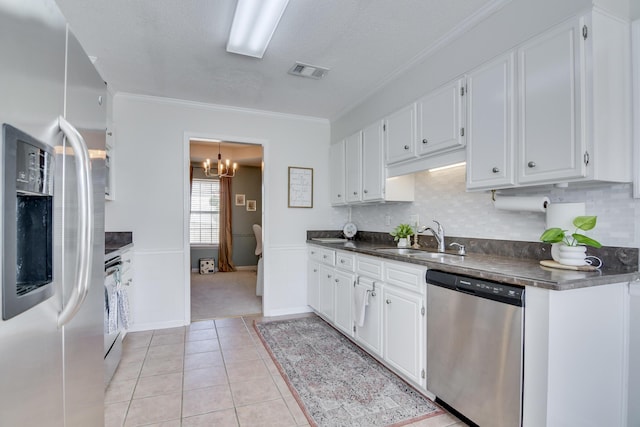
373,247,463,261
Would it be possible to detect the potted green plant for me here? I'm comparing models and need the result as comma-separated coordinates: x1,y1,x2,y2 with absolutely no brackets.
540,216,601,266
390,223,414,248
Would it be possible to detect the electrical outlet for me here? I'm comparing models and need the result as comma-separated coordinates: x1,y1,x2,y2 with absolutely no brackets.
384,215,391,226
409,214,419,227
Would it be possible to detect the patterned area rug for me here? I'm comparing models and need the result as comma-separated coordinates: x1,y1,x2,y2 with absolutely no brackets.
255,316,443,427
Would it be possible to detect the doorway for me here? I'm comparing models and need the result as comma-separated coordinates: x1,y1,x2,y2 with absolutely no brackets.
188,138,263,320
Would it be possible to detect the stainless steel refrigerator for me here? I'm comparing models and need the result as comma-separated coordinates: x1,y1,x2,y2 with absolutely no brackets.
0,0,106,425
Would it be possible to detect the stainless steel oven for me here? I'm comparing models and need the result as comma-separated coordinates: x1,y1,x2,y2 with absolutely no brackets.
104,255,123,385
2,124,55,320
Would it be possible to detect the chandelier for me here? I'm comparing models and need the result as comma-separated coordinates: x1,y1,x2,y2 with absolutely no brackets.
203,143,237,178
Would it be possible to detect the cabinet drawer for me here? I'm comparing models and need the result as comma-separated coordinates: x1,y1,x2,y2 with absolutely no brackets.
336,252,355,271
121,250,133,275
384,261,425,294
309,246,335,266
356,255,383,280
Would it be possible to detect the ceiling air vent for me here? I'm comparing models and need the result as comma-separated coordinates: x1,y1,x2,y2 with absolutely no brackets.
288,62,329,80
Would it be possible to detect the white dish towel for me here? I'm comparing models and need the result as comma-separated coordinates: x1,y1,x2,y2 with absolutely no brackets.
353,286,370,328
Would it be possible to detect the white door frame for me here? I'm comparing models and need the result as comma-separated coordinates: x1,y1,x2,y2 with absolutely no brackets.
182,131,267,324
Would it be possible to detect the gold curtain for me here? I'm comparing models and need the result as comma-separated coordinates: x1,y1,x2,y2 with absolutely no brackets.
218,176,236,272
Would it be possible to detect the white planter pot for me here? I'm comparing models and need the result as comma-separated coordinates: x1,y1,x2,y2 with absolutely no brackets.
552,243,587,266
397,238,409,248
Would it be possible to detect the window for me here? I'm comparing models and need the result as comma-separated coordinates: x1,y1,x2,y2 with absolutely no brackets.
190,178,220,245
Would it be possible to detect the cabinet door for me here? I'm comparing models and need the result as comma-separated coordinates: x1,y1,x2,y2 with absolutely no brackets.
344,131,362,203
385,104,416,164
333,270,354,336
466,53,516,190
517,18,585,184
318,265,335,321
417,78,465,156
383,285,425,386
355,278,383,356
329,141,346,205
362,121,384,201
307,260,320,311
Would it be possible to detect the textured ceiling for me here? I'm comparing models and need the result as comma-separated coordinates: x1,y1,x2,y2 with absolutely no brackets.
55,0,498,119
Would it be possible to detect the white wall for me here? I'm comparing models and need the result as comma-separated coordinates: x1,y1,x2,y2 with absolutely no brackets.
106,94,330,329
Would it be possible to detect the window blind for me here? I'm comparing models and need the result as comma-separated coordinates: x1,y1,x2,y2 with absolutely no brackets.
190,178,220,245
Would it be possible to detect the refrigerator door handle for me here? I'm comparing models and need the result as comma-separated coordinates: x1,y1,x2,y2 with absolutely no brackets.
57,116,94,327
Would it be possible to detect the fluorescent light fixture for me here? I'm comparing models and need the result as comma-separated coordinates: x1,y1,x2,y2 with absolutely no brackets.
428,162,466,172
226,0,290,58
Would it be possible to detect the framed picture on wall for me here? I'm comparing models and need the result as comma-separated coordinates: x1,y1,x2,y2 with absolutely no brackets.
246,200,256,211
288,167,313,208
235,194,245,206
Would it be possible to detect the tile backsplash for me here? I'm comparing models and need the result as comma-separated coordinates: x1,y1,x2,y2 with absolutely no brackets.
332,165,639,248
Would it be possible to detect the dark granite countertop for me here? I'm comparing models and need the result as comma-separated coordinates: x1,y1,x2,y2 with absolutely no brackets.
105,231,133,261
306,232,639,291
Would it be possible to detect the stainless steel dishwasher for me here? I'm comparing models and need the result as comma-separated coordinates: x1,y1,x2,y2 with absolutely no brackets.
426,270,524,427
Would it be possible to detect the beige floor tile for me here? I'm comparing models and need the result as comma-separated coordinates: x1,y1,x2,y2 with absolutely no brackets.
262,357,281,375
215,317,246,328
146,343,184,360
112,360,144,382
139,420,181,427
189,320,215,331
229,376,281,407
185,339,219,354
124,331,153,349
184,351,225,370
271,374,292,395
236,398,297,427
226,359,270,383
104,401,129,427
222,346,261,363
133,372,183,399
183,365,229,390
105,378,137,404
215,326,249,337
181,408,239,427
120,347,148,364
150,333,184,347
124,392,182,426
152,326,186,336
140,356,184,377
182,384,234,417
283,396,308,426
218,336,255,351
186,328,218,342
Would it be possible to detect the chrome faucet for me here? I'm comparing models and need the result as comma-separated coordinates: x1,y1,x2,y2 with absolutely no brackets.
418,220,445,253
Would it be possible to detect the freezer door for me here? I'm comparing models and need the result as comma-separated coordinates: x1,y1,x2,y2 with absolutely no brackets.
0,1,67,426
61,28,107,427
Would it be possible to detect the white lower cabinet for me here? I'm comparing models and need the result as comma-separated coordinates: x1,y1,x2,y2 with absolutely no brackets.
307,246,427,389
318,264,335,321
307,260,320,311
382,284,426,387
354,276,383,357
334,269,354,336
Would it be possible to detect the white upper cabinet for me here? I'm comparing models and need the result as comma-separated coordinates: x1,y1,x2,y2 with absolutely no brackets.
345,131,363,203
466,9,631,190
416,78,465,156
329,140,346,205
466,53,515,190
517,17,585,184
385,103,417,164
361,121,384,201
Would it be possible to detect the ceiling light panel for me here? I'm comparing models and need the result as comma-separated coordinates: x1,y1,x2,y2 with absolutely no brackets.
226,0,290,59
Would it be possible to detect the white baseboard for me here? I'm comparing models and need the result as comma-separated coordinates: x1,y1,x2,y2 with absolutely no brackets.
263,306,313,317
127,319,188,332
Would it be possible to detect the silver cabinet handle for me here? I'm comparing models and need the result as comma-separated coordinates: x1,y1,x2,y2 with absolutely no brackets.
422,139,428,144
403,145,410,150
386,299,392,304
492,167,500,173
327,274,332,278
528,161,536,168
340,259,345,264
124,279,133,286
337,194,341,198
57,116,94,327
335,278,339,283
313,269,317,272
353,191,357,195
363,189,368,194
